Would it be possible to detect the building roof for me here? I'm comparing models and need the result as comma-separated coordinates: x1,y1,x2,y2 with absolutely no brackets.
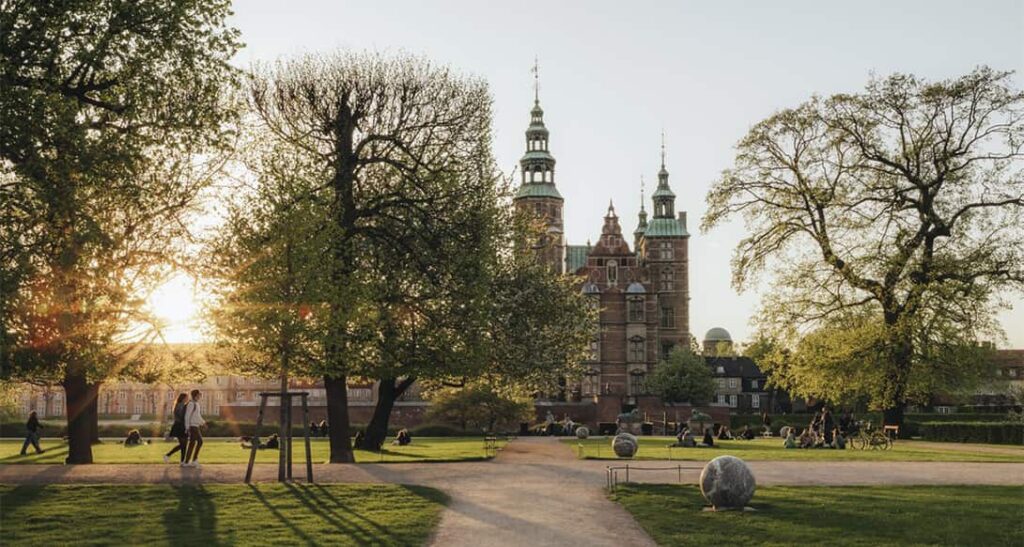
625,282,646,294
520,150,556,163
706,356,764,378
643,217,688,237
704,327,732,342
566,245,590,273
515,183,563,200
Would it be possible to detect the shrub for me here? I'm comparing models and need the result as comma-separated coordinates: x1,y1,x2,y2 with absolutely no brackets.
919,422,1024,445
408,423,472,437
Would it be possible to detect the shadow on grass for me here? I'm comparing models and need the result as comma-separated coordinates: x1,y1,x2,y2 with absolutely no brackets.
162,484,219,546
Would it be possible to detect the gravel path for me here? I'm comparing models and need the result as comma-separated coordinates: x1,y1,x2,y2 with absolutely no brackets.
3,437,1023,546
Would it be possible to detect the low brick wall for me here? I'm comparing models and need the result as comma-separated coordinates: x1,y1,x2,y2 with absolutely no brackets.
218,403,429,428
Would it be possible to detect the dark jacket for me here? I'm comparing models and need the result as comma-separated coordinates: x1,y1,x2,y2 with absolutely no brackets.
26,415,40,433
170,402,187,437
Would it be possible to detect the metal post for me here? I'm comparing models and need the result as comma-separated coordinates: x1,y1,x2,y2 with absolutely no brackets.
625,464,629,484
301,393,313,483
245,393,268,484
278,393,287,482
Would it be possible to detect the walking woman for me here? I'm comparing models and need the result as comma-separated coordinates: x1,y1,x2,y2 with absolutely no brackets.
163,393,188,464
20,410,44,455
183,390,206,468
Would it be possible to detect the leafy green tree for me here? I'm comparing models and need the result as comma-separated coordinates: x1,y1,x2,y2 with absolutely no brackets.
424,384,532,433
0,0,240,462
647,348,715,406
703,68,1024,426
248,52,495,462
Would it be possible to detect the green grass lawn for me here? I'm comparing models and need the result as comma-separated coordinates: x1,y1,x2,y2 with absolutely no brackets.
610,484,1024,546
0,437,503,464
0,483,446,546
566,437,1024,462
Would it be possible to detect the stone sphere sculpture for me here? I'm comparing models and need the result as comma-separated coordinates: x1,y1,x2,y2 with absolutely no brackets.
612,432,638,458
699,455,756,510
575,426,590,439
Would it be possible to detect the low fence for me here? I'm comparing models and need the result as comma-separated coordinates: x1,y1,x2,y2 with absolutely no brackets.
606,464,703,492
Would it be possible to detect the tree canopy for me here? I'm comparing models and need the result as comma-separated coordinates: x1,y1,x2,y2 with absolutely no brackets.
703,68,1024,423
646,348,715,406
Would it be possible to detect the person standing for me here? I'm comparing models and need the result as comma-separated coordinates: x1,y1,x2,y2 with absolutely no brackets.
163,393,188,463
183,390,206,467
20,411,44,455
822,407,835,446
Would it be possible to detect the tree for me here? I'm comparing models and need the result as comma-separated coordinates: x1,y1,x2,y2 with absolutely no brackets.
248,52,495,463
647,348,715,406
703,68,1024,426
424,384,533,433
0,1,239,462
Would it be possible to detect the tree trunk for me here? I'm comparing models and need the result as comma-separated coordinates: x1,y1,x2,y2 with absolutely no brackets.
87,382,100,444
882,404,905,428
358,377,416,451
63,370,93,463
324,375,354,463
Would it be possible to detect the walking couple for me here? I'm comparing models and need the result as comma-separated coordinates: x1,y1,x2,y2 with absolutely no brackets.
163,389,206,467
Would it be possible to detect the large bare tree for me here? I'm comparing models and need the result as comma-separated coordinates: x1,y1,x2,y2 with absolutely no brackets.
703,68,1024,425
248,52,494,462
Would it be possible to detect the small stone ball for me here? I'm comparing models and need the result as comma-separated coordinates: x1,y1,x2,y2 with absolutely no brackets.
576,426,590,439
612,432,638,458
699,455,756,510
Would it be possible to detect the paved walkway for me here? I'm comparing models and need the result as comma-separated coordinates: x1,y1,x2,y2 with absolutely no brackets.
3,437,1024,546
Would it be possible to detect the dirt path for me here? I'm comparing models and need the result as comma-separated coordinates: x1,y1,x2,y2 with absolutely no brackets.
4,437,1023,546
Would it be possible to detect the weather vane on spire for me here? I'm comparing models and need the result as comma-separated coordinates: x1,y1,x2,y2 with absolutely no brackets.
660,130,666,169
532,55,539,104
640,174,646,210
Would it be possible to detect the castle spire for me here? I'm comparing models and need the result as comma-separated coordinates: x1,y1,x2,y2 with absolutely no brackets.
532,55,539,106
515,58,560,200
652,135,676,219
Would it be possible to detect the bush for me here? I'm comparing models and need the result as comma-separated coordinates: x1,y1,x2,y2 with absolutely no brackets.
408,423,475,437
919,422,1024,445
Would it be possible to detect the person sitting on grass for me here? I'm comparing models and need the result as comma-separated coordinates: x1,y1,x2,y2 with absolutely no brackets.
124,429,146,446
20,411,44,455
673,427,696,447
716,424,734,440
241,433,280,450
309,422,320,437
738,425,756,440
393,428,412,446
833,428,846,450
798,428,815,449
783,430,797,449
701,428,715,447
563,415,575,436
318,420,329,437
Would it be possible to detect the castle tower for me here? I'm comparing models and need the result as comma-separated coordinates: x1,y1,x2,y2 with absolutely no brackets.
640,136,691,355
633,176,648,255
513,60,565,273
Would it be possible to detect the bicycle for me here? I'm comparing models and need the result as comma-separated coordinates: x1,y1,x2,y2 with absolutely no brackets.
849,421,893,450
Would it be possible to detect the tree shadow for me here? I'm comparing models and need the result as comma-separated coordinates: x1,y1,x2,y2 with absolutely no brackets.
161,484,218,546
286,483,383,542
245,484,317,546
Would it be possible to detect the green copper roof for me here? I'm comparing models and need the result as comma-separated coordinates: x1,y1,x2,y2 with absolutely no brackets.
515,183,563,200
643,217,688,237
651,185,675,198
565,244,590,273
521,150,556,162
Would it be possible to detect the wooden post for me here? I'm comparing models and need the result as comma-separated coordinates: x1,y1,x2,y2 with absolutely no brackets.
245,393,268,484
301,393,313,483
286,394,293,481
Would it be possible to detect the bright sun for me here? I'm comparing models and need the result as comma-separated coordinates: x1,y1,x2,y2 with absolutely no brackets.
146,272,206,344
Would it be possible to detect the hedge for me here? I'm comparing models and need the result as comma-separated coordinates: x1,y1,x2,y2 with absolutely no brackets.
918,422,1024,445
729,412,1010,439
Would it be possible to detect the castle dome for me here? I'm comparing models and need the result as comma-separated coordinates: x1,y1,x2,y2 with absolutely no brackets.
704,327,732,343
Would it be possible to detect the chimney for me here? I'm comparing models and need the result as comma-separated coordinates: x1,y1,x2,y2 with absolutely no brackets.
678,211,687,230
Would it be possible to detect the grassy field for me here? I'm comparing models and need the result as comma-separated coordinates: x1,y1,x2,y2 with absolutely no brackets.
566,437,1024,462
610,484,1024,546
0,483,446,546
0,437,503,464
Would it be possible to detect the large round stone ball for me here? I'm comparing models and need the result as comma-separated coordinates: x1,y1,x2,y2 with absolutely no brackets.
699,455,756,510
576,426,590,439
612,432,638,458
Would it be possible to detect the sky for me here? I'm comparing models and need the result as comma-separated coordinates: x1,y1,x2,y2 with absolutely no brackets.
164,0,1024,347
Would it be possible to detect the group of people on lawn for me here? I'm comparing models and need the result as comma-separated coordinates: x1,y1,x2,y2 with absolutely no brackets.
781,407,854,450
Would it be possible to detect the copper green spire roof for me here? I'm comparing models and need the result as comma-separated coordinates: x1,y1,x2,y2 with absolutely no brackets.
634,175,648,235
515,57,561,201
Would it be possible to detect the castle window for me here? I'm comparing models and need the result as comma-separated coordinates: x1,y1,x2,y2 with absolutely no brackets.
629,336,645,362
588,338,600,361
660,305,674,328
629,369,647,396
582,368,600,396
661,242,674,260
661,342,675,360
627,297,644,322
660,268,674,291
606,260,618,286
